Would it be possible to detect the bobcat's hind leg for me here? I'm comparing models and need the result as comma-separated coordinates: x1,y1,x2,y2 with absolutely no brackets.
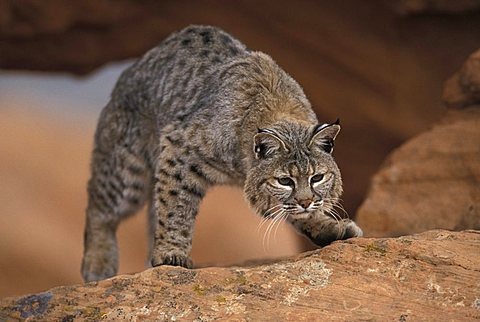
146,198,156,268
81,208,119,282
81,146,151,282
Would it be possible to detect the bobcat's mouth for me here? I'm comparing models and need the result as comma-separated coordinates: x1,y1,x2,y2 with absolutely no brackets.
283,200,324,219
288,212,311,220
260,199,325,221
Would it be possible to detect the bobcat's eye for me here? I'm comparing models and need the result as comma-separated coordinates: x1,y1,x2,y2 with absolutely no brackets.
310,174,324,184
277,177,294,186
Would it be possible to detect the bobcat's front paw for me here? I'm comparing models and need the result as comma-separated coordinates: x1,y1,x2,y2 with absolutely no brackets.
151,249,193,268
343,220,363,239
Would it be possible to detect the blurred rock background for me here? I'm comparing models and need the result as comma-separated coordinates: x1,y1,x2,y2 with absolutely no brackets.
1,0,479,298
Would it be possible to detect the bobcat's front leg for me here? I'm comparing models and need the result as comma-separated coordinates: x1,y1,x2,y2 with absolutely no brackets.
150,141,210,268
290,214,363,247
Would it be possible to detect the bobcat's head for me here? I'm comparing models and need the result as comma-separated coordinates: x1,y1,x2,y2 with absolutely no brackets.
244,119,343,223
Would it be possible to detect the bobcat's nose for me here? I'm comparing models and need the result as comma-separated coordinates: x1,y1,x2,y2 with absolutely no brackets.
298,199,313,209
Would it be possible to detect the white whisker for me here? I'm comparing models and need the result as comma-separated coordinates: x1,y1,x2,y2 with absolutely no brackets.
264,210,284,250
266,207,290,251
333,204,349,219
323,208,343,239
256,206,283,232
324,197,349,219
324,208,341,223
273,211,288,242
323,197,349,220
262,214,275,252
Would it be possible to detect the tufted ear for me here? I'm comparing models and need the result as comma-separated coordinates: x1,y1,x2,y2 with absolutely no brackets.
253,129,288,159
308,119,341,153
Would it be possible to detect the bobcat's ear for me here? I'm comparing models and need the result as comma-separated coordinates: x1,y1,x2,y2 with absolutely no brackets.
308,119,341,154
253,129,288,159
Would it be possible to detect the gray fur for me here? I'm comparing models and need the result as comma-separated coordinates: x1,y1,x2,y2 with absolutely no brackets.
81,25,362,282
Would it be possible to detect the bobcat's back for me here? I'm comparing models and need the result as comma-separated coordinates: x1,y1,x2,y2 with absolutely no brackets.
111,25,248,128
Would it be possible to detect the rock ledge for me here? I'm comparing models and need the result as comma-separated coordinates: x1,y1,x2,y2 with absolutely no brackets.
1,230,479,321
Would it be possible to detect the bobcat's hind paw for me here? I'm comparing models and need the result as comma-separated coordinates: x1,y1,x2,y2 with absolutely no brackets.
81,252,118,282
151,249,193,268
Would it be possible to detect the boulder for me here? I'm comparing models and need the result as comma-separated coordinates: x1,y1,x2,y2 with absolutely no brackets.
356,107,480,237
443,49,480,109
356,48,480,237
1,230,479,321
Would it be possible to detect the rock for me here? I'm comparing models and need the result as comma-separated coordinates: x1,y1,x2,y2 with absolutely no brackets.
356,48,480,237
393,0,480,15
443,49,480,109
1,230,479,320
356,107,480,237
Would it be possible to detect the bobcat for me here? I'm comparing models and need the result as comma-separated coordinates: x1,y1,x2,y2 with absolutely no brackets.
81,25,363,282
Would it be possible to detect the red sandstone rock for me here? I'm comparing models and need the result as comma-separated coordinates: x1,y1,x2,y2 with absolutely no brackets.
356,48,480,237
443,49,480,109
356,108,480,237
1,230,479,321
394,0,480,14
